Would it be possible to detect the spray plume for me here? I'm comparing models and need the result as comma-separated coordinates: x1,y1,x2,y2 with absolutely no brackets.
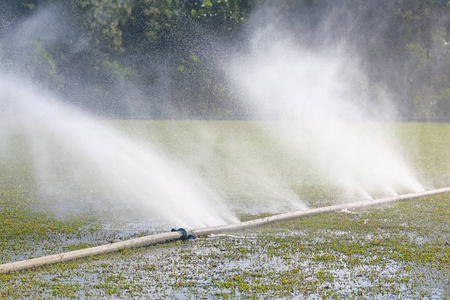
226,25,424,199
0,2,427,225
0,75,237,227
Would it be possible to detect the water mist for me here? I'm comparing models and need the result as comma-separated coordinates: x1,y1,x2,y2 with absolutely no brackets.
0,75,237,227
226,30,424,200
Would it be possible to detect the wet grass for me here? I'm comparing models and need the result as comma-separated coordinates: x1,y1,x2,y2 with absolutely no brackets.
0,193,448,299
0,121,449,298
0,187,100,262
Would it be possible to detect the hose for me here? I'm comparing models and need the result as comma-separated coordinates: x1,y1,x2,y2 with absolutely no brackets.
1,187,449,274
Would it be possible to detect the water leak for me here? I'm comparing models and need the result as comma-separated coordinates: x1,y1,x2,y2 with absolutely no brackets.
226,32,424,199
0,75,238,228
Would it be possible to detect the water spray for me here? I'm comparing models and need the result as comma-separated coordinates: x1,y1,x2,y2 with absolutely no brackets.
1,187,449,274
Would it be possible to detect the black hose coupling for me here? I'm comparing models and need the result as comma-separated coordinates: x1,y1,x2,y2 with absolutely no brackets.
171,228,197,240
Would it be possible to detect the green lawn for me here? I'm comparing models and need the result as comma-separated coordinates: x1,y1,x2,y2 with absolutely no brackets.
0,121,449,299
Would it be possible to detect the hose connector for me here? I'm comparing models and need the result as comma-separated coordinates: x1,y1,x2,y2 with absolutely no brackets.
171,228,197,240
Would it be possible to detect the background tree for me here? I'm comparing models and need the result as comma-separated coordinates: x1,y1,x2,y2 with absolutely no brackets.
0,0,449,118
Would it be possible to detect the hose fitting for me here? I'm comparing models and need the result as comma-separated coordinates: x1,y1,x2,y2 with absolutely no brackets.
171,228,197,240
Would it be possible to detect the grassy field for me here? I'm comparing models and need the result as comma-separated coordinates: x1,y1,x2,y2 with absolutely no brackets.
0,121,449,299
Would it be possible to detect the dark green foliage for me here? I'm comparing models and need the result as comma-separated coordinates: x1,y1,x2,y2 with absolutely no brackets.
1,0,449,118
75,0,132,53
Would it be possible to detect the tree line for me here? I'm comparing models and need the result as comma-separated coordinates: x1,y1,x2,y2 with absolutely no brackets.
0,0,449,118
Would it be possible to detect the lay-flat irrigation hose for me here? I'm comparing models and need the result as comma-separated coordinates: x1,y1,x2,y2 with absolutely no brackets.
1,187,449,274
191,187,450,236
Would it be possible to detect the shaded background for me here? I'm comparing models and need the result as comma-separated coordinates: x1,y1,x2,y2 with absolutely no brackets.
1,0,449,119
